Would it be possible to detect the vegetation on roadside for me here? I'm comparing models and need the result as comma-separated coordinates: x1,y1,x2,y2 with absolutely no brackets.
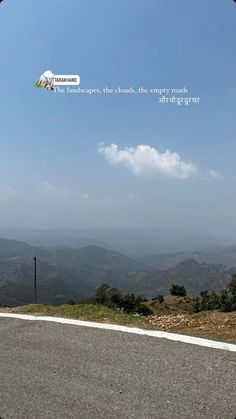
152,295,164,304
152,275,236,313
1,298,235,343
1,284,154,329
170,284,187,297
7,303,151,328
194,274,236,312
1,285,236,342
69,283,153,316
1,276,236,343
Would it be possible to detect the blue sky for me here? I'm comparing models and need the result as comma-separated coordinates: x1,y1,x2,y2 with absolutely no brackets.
0,0,236,238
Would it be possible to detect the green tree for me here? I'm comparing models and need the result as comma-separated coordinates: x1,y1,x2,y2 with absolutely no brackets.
108,287,123,308
193,296,201,312
122,293,137,312
228,274,236,303
219,289,233,312
170,284,186,297
94,284,153,316
95,283,111,305
136,304,153,316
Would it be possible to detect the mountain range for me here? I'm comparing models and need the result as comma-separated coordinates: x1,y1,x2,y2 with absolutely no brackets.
139,245,236,270
0,237,235,306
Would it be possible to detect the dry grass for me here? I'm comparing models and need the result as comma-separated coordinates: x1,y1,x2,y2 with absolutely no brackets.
148,295,196,315
0,304,150,329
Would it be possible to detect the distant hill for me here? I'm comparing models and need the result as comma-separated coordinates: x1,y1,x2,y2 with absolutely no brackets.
0,239,146,306
44,245,144,274
0,238,32,258
0,237,234,305
116,259,234,298
139,245,236,270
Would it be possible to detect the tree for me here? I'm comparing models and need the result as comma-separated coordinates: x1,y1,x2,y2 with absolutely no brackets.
122,293,137,312
193,297,201,312
108,287,123,308
170,284,186,297
193,275,236,313
136,304,153,316
228,274,236,302
219,289,233,312
95,283,111,305
94,284,153,316
197,290,221,311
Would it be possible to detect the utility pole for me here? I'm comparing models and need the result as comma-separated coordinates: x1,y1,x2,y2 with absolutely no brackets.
33,256,37,304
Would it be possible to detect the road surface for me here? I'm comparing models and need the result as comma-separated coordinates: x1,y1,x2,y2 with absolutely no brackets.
0,317,235,419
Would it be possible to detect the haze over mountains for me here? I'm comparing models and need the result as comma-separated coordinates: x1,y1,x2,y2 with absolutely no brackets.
0,228,232,255
0,231,235,306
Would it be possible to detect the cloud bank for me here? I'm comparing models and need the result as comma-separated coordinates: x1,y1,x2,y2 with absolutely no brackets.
98,143,198,179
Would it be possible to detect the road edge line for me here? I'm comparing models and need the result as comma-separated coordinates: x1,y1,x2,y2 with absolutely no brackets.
0,312,236,352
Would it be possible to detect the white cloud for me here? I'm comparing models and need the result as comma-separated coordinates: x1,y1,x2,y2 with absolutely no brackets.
98,143,198,179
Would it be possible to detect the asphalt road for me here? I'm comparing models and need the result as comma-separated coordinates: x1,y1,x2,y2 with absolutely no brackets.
0,318,235,419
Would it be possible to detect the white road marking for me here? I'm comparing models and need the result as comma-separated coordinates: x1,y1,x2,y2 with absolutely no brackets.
0,312,236,352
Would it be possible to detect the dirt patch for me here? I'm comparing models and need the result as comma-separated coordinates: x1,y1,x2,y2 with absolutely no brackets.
148,311,236,343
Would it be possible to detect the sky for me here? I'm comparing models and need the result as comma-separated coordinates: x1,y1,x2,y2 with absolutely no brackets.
0,0,236,240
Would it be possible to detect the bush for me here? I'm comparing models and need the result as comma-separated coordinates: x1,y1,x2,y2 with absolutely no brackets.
170,284,186,297
95,283,111,305
228,274,236,304
193,297,201,312
67,299,77,305
157,295,164,304
122,293,137,313
108,287,123,309
140,297,148,302
220,290,234,312
94,284,152,315
195,275,236,313
136,304,153,316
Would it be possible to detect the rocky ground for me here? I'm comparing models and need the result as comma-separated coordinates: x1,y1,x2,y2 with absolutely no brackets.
148,311,236,342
